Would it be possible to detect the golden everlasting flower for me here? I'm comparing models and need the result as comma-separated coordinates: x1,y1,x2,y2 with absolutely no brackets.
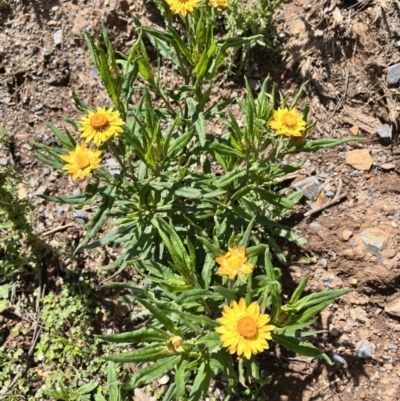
268,107,306,137
79,107,124,146
60,142,102,181
216,298,275,359
209,0,229,7
215,246,254,280
166,0,200,16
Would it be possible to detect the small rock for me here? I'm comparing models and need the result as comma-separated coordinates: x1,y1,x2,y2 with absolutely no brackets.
350,278,358,287
76,59,84,68
385,297,400,317
329,326,340,336
318,258,328,268
387,63,400,85
376,124,392,141
158,374,170,385
387,343,397,350
0,158,8,165
359,389,366,399
53,29,63,46
340,228,353,241
331,351,345,364
49,75,57,85
345,149,373,171
355,340,375,359
33,185,48,196
375,308,382,315
349,125,359,136
360,227,390,258
325,190,335,198
350,307,367,323
350,170,360,177
91,68,99,77
309,221,322,230
248,79,260,91
74,210,89,222
295,176,320,200
381,163,395,170
342,248,354,259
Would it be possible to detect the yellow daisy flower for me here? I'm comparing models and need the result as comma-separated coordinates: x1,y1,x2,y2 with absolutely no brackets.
60,142,102,181
216,298,275,359
268,107,306,137
166,0,200,16
79,107,124,146
209,0,229,7
215,246,254,280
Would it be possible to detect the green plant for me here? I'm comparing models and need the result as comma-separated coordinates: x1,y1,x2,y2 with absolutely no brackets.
35,1,359,399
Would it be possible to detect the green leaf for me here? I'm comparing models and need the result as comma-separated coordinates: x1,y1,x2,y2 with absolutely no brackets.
238,216,256,248
187,98,206,147
287,137,363,154
103,345,171,363
188,361,211,401
96,327,169,344
45,122,76,150
75,184,117,254
124,355,181,390
215,168,246,188
175,358,190,398
287,276,310,306
272,332,333,365
195,331,221,352
76,381,99,395
107,362,119,401
175,289,222,304
135,297,181,335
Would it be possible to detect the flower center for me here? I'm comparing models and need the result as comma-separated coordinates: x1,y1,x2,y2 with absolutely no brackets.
226,254,246,270
282,112,298,129
75,153,90,169
90,113,109,129
237,316,258,338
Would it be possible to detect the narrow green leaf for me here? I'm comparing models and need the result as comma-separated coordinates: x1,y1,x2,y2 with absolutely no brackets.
103,345,171,363
188,361,211,401
124,355,181,390
96,327,169,344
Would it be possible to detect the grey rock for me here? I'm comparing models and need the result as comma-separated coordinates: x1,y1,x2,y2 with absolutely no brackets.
53,29,63,46
295,176,320,200
350,170,360,177
355,340,375,359
49,75,57,85
109,169,121,176
325,190,335,198
385,297,400,317
91,68,99,77
387,63,400,85
376,124,391,140
318,258,328,268
0,158,8,165
388,343,397,350
360,227,390,258
248,79,260,91
319,172,329,179
309,221,322,231
29,178,39,188
331,351,345,364
322,276,330,282
76,59,83,68
74,210,89,222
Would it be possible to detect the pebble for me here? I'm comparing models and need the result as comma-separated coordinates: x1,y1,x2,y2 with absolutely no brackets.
376,124,392,140
350,307,367,323
381,162,395,170
355,340,375,358
158,374,170,385
53,29,63,46
384,297,400,317
0,157,8,165
325,190,334,198
387,343,397,350
76,59,83,68
340,228,353,241
345,149,373,171
342,248,354,259
74,210,89,222
295,176,320,200
387,62,400,84
350,170,360,177
331,351,345,364
375,308,383,315
49,75,57,85
319,258,328,268
91,68,99,77
248,79,260,91
360,227,390,258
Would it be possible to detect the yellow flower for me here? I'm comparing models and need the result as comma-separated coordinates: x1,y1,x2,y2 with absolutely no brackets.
166,0,200,16
79,107,124,146
60,142,102,181
268,107,306,137
209,0,229,7
216,298,275,359
215,246,253,280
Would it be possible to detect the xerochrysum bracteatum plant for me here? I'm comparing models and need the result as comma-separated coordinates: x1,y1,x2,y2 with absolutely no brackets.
35,0,359,399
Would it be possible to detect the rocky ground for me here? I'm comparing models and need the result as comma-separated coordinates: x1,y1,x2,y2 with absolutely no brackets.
1,0,400,400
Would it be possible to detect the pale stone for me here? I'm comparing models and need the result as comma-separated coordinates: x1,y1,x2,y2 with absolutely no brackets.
345,149,373,171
